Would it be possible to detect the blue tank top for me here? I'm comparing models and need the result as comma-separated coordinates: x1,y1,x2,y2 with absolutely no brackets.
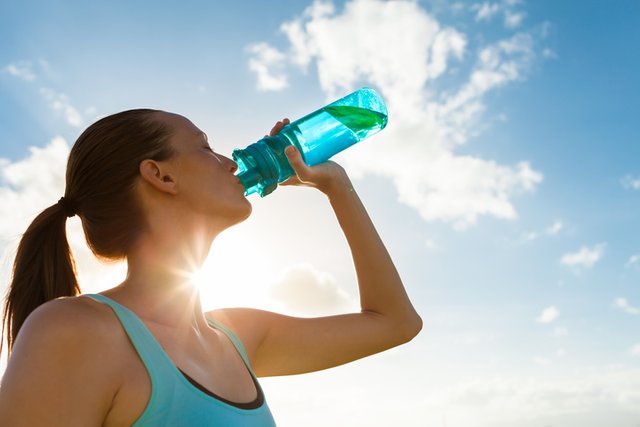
84,293,277,427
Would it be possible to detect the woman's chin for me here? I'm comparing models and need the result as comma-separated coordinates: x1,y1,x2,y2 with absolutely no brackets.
230,200,253,225
239,201,253,221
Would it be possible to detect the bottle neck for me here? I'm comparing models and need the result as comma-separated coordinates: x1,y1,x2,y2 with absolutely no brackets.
233,136,285,197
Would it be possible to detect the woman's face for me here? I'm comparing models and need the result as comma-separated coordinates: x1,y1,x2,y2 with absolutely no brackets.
159,112,252,227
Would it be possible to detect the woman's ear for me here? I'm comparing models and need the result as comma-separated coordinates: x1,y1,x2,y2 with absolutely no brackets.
139,159,178,195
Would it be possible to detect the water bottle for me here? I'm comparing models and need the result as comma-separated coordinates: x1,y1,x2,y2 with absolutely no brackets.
233,87,388,197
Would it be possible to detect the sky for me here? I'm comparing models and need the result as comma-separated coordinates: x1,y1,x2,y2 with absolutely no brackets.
1,0,640,425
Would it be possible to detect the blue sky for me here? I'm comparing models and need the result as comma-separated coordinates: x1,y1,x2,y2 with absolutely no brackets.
2,1,640,425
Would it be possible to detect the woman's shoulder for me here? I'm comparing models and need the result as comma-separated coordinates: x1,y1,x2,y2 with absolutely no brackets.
17,294,124,351
29,294,112,324
0,296,130,425
6,295,131,391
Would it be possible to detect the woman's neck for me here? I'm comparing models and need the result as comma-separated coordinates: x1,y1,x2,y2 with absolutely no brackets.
106,225,217,333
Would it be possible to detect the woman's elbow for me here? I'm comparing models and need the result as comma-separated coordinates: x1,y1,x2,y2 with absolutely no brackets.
400,312,423,343
385,311,422,347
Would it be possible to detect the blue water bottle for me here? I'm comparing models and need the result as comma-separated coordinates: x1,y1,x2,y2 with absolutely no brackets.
233,87,388,197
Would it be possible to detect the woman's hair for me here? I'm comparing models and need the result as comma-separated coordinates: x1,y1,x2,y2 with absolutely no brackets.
2,109,175,353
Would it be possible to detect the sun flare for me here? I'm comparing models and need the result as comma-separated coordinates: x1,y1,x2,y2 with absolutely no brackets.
191,227,277,312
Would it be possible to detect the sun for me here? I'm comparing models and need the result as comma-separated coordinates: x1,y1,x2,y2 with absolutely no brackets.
191,227,277,312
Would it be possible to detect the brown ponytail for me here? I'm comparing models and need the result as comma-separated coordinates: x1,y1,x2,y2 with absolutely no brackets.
2,109,175,354
2,203,80,352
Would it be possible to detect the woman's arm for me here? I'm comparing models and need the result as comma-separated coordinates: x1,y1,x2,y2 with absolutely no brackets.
209,119,422,377
0,298,121,426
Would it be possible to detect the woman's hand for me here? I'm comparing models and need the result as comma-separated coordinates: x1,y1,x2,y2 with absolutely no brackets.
268,118,351,195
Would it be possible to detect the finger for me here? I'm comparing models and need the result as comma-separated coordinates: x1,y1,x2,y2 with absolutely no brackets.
269,121,282,137
285,144,298,159
281,148,304,186
276,118,289,131
285,145,309,176
268,118,290,137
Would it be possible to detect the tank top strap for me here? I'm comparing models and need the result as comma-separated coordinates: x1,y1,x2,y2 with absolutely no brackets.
83,293,177,381
204,315,253,372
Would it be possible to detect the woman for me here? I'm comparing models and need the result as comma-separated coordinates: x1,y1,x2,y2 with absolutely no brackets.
0,109,422,426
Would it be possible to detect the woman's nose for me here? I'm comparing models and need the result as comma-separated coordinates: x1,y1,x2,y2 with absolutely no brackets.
226,156,238,174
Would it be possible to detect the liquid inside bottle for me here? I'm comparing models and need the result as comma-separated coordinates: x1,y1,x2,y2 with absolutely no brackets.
281,105,387,165
233,87,388,197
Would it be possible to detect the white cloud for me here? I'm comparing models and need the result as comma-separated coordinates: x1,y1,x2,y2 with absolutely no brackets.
472,2,501,21
545,220,563,235
472,2,525,29
504,11,525,28
631,344,640,357
560,243,605,269
621,174,640,190
614,298,640,315
246,42,288,91
4,59,84,127
249,0,544,228
269,263,355,316
625,254,640,269
518,220,563,244
3,61,36,81
40,88,83,127
536,305,559,323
